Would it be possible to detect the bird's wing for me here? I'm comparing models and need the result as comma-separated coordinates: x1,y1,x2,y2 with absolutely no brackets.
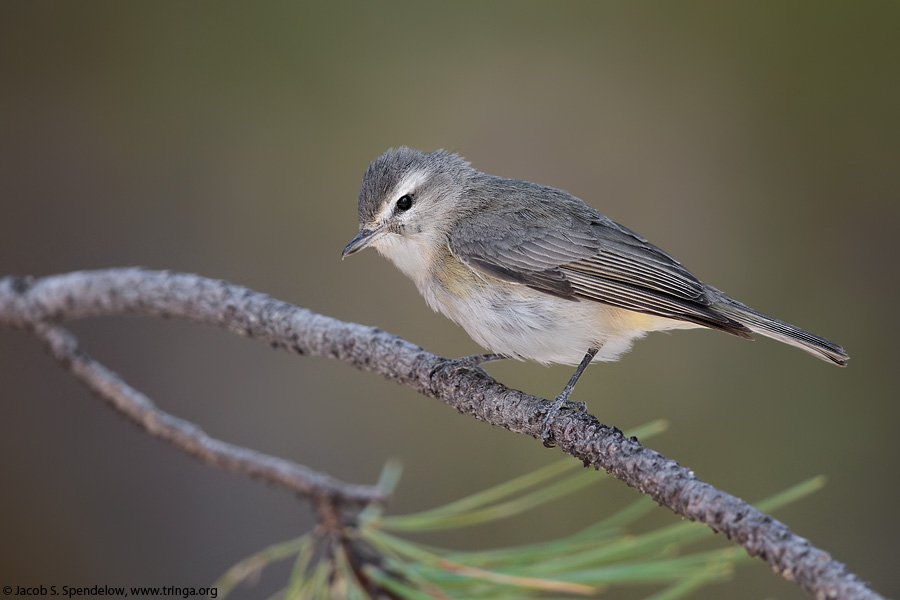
449,204,751,336
449,205,595,298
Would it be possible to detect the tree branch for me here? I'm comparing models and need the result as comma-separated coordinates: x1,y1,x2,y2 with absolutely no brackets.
28,321,386,505
0,269,883,600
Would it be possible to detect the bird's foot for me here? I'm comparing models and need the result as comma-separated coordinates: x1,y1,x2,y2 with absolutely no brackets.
452,353,507,369
431,353,507,377
540,393,586,447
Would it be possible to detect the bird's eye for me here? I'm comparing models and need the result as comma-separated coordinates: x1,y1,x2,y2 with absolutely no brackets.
396,194,413,211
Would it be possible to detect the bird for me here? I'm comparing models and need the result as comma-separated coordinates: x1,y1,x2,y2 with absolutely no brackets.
342,147,849,442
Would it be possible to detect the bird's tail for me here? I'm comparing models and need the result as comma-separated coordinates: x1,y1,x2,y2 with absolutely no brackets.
710,290,849,366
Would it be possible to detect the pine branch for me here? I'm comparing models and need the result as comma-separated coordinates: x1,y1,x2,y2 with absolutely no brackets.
0,268,882,600
29,321,386,506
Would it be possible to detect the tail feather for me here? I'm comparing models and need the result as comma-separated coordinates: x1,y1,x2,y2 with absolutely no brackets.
710,291,849,366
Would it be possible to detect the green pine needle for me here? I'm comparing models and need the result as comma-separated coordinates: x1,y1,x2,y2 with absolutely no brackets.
217,421,824,599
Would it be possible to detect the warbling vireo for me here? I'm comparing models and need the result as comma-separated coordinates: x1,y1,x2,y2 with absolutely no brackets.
342,147,848,442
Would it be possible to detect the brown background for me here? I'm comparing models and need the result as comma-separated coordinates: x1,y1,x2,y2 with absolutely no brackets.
1,2,898,598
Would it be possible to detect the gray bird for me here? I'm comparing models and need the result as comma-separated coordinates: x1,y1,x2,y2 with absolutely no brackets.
343,147,848,441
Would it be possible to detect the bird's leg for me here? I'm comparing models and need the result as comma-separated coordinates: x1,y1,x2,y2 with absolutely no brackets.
451,353,508,368
541,347,599,446
431,353,508,378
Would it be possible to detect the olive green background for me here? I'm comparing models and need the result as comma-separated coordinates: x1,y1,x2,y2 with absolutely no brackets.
1,2,898,598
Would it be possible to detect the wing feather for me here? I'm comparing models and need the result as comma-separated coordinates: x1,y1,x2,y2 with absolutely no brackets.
448,179,750,337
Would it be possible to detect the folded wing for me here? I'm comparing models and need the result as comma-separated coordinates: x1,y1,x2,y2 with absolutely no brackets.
449,201,751,337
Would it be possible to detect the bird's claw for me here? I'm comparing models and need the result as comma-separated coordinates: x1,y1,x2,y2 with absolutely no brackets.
433,353,506,376
540,395,586,447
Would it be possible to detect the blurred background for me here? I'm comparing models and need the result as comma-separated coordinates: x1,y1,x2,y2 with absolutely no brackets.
1,2,898,598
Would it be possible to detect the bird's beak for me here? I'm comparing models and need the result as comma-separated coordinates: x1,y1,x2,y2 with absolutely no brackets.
342,226,384,259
